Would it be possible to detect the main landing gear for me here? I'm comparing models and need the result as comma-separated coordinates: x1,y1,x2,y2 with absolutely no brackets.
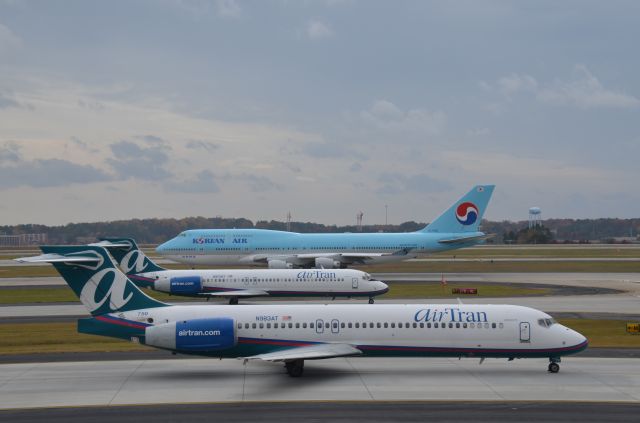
548,357,560,373
285,359,305,377
368,297,375,304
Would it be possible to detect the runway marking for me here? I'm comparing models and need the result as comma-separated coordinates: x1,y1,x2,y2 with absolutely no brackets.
108,360,145,406
345,357,374,400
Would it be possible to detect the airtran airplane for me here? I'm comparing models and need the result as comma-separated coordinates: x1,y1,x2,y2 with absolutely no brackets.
17,246,587,377
91,238,388,304
156,185,495,269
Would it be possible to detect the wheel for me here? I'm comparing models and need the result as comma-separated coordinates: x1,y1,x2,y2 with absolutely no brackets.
285,360,304,377
228,297,239,305
548,362,560,373
368,298,375,304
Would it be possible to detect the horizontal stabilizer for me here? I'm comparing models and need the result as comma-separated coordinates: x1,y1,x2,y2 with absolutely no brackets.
242,343,362,362
198,290,269,297
438,234,493,245
14,253,101,264
88,240,131,248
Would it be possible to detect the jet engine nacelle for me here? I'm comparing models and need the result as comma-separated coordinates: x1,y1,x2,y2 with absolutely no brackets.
268,259,293,269
145,317,237,352
314,257,342,269
154,276,202,294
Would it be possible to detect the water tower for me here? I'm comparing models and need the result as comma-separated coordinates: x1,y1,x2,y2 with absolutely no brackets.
529,207,542,228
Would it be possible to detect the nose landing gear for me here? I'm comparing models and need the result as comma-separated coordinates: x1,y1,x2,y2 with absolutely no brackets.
368,297,375,304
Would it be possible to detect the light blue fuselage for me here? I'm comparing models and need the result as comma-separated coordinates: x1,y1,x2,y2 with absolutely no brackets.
156,229,484,267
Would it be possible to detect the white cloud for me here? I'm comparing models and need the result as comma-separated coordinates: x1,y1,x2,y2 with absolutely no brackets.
360,100,446,135
487,66,639,109
0,23,21,54
307,19,334,40
537,65,640,109
215,0,241,18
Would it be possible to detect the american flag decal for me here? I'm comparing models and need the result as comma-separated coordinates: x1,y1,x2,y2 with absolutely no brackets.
282,315,292,321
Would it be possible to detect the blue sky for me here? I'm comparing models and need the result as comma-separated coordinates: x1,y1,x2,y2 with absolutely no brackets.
1,0,639,225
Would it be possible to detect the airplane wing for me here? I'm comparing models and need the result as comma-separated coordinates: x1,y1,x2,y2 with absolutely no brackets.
438,233,493,245
251,248,416,267
197,289,269,297
242,343,362,362
14,253,101,264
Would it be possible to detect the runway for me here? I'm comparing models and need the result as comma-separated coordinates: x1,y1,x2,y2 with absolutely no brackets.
1,357,638,410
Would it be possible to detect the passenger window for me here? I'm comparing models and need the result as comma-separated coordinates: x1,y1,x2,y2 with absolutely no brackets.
237,323,242,329
341,323,345,328
303,323,307,328
470,323,475,328
463,323,467,328
369,323,374,328
245,323,249,329
288,323,293,328
310,322,314,329
456,323,460,328
434,323,438,328
332,322,337,329
413,323,417,328
266,323,271,329
296,323,300,328
491,323,496,329
259,323,264,329
348,323,353,328
448,323,453,328
325,322,330,329
252,323,257,329
377,322,381,328
355,323,360,328
384,323,389,328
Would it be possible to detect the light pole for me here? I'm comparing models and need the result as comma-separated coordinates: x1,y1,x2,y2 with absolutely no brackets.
385,204,388,227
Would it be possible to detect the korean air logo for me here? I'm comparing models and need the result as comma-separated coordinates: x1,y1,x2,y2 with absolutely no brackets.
455,202,479,226
196,237,205,244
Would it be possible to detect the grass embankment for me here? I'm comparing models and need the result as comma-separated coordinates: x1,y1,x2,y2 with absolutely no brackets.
0,319,637,355
0,283,550,305
356,260,640,273
0,288,200,305
436,247,640,259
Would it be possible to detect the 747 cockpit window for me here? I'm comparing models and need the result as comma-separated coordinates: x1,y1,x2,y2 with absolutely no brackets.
538,318,556,328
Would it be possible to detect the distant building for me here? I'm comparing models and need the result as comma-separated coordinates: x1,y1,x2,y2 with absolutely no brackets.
0,233,47,247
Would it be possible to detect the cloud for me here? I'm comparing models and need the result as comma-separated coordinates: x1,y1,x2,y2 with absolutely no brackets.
486,66,640,109
0,158,112,189
69,137,99,153
186,139,219,153
0,23,20,54
106,140,172,180
221,173,282,192
538,65,640,109
0,92,19,109
307,19,334,40
216,0,241,18
360,100,446,135
376,173,452,196
0,141,21,163
165,170,219,193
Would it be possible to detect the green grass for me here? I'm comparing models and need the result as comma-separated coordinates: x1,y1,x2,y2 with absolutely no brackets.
433,247,640,259
0,287,200,305
557,319,640,348
0,319,637,355
0,322,152,354
381,283,551,298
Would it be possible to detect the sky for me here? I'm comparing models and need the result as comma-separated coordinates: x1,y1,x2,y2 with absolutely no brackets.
0,0,639,226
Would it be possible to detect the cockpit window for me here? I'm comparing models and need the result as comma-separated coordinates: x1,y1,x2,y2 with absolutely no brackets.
363,273,371,280
537,318,556,328
180,232,187,237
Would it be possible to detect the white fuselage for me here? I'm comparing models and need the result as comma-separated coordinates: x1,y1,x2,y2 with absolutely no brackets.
116,303,587,358
135,268,389,298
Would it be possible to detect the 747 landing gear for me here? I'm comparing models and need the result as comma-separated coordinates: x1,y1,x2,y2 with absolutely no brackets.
228,297,239,305
548,357,560,373
368,297,375,304
285,359,305,377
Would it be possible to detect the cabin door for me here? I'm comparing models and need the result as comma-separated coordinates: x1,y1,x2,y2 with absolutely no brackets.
331,319,340,334
316,319,324,334
519,322,531,343
352,278,358,289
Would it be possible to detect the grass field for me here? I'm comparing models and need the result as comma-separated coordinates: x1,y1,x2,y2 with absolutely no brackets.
0,319,637,355
0,283,551,305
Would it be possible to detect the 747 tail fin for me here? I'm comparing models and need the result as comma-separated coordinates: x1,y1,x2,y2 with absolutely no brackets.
420,185,495,234
16,246,168,316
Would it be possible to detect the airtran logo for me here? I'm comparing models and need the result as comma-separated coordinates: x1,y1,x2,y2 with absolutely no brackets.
455,202,479,226
120,249,150,274
414,308,488,323
193,237,248,244
178,329,221,337
297,271,337,279
80,268,133,313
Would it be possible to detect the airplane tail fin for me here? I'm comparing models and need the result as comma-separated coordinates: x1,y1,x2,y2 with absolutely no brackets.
420,185,495,234
16,246,168,316
92,238,166,275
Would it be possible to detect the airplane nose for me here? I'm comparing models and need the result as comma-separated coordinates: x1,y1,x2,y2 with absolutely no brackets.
155,240,171,254
377,281,389,294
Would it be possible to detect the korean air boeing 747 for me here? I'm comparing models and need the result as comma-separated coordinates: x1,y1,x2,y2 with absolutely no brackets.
91,238,388,304
156,185,495,269
17,246,587,377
